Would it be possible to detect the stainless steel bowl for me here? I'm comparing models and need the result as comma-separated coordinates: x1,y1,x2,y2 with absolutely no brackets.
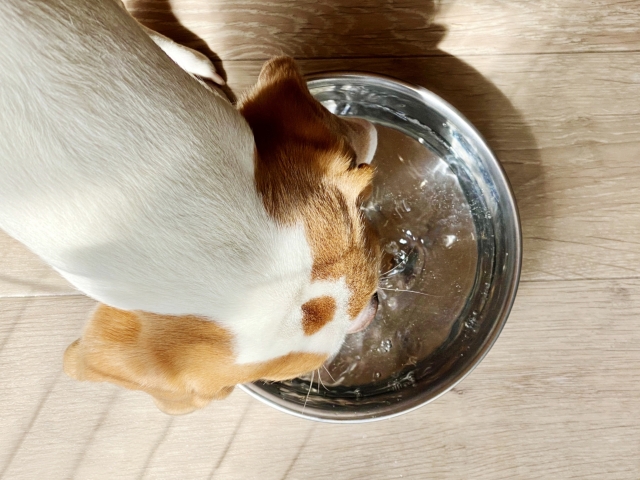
240,73,522,423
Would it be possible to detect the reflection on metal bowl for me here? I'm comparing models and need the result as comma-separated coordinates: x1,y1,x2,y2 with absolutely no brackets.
240,73,522,423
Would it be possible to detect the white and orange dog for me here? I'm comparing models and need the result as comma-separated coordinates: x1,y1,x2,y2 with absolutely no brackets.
0,0,381,414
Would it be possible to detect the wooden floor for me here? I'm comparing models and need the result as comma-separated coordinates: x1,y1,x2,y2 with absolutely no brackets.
2,0,640,478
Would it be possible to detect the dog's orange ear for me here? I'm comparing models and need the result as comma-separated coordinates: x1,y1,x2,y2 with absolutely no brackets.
64,304,328,414
239,56,376,218
239,56,337,154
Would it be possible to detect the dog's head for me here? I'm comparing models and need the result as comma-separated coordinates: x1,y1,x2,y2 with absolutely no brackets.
239,56,381,340
64,57,381,414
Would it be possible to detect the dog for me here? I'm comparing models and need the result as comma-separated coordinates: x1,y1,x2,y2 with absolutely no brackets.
0,0,381,414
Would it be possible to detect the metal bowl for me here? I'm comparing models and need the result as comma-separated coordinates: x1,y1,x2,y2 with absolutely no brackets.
240,73,522,423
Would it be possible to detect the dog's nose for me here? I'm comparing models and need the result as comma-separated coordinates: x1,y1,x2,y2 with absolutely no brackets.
347,294,379,334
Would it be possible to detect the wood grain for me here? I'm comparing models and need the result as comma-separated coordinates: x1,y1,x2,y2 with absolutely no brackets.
0,232,76,298
124,0,640,60
1,281,639,479
2,0,640,478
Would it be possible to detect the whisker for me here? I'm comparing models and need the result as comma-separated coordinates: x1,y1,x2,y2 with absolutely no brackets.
379,264,406,278
303,370,314,413
379,266,399,277
316,369,327,392
378,287,443,298
379,252,413,278
322,365,336,383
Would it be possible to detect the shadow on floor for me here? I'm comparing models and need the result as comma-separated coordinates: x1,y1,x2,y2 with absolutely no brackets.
126,0,547,267
127,0,236,101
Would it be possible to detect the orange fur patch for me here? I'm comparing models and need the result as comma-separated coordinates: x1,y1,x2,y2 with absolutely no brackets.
301,296,337,335
239,57,381,321
64,304,327,414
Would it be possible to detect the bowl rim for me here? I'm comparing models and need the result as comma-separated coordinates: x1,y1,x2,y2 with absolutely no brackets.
239,71,523,423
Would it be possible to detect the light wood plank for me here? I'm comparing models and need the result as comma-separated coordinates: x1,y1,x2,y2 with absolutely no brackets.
221,53,640,147
0,232,77,298
437,0,640,56
125,0,640,60
0,296,94,479
1,281,639,479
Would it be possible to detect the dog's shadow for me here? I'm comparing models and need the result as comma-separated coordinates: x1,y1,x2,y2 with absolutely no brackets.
126,0,547,274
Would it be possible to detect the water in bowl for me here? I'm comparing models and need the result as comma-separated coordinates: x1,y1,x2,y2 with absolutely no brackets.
283,123,478,394
264,82,496,407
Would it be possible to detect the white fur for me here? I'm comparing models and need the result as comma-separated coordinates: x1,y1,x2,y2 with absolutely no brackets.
0,0,354,364
140,25,225,85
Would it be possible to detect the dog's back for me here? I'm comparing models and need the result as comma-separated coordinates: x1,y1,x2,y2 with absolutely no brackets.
0,0,302,321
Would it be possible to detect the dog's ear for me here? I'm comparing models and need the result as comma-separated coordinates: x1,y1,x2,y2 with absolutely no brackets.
239,56,336,154
64,304,327,414
239,56,376,213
